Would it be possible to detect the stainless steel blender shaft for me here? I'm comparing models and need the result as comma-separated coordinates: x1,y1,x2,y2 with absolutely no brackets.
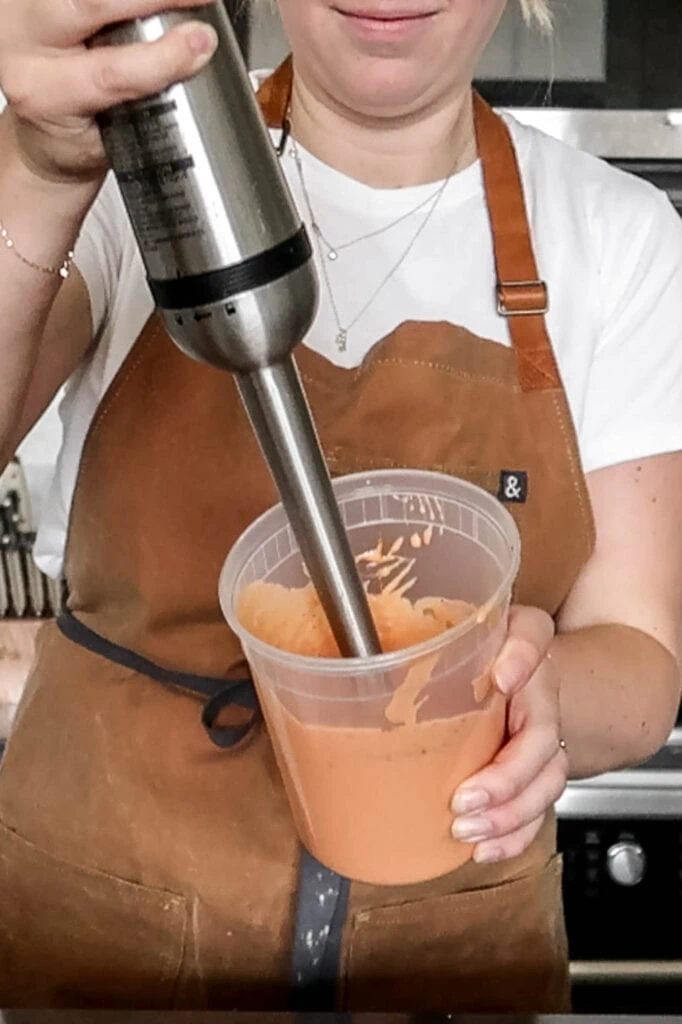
237,359,381,658
91,5,381,657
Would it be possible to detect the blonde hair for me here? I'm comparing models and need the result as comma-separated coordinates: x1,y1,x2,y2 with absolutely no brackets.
520,0,552,30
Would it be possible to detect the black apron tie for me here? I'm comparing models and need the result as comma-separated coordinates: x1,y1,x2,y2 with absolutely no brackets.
57,605,261,746
290,852,351,1011
201,679,260,747
57,602,350,1008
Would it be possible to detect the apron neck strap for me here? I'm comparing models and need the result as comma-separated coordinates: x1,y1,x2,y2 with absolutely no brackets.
257,56,294,133
256,60,560,393
473,93,559,391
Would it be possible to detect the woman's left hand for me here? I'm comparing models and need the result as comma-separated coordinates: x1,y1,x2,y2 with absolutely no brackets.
450,606,568,865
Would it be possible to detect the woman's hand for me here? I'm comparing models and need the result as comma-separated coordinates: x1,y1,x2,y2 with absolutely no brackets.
450,606,568,864
0,0,218,185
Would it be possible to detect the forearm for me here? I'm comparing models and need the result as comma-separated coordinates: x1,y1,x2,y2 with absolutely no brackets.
553,623,680,780
0,113,100,466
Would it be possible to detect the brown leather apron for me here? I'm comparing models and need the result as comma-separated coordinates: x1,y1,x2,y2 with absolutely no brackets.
0,61,594,1012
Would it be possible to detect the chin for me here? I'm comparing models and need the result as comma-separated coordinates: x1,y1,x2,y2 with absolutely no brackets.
326,56,450,118
313,12,464,118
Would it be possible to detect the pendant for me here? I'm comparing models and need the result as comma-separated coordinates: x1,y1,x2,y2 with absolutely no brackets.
335,329,348,352
327,249,339,261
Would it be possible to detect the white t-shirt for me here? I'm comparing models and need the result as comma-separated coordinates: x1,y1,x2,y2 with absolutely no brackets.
33,92,682,578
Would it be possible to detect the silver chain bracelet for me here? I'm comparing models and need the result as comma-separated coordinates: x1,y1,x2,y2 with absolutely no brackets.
0,218,74,280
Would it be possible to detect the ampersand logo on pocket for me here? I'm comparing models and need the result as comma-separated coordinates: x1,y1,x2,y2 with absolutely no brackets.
498,471,528,504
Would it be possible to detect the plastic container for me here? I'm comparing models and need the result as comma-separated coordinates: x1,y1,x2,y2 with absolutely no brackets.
219,469,521,885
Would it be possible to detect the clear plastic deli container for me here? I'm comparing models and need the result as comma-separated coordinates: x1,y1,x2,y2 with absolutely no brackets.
219,469,521,885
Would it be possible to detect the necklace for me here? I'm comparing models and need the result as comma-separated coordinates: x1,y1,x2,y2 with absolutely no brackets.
292,152,449,262
313,190,443,262
289,134,454,353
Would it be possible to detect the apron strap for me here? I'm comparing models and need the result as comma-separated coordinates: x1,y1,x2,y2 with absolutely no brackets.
473,93,561,394
56,606,260,747
290,852,350,1011
200,680,259,748
257,55,294,131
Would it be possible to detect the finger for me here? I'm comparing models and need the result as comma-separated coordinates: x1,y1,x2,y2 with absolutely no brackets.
34,0,218,48
5,25,217,120
452,714,560,814
471,816,545,865
452,754,567,846
493,605,554,695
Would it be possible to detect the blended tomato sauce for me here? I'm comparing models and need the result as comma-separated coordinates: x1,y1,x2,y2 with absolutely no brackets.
237,537,505,884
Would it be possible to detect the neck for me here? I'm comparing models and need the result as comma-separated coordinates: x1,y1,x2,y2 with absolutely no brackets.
288,74,477,189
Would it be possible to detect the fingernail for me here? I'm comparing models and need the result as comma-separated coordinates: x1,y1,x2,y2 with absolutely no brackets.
452,816,493,842
184,24,218,59
493,653,528,695
452,787,490,815
474,844,504,865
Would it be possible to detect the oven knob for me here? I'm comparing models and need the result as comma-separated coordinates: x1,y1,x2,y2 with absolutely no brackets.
606,841,646,886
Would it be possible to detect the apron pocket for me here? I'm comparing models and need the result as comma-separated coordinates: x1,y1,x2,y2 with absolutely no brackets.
343,854,569,1013
0,818,187,1008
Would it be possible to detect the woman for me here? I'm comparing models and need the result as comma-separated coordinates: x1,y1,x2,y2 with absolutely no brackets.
0,0,681,1011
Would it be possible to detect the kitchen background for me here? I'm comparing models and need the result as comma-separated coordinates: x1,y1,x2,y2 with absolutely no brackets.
3,0,682,1013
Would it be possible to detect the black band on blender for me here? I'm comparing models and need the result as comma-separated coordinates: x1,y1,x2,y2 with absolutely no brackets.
148,226,312,311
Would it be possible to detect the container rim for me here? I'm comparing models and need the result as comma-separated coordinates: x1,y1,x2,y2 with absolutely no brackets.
219,469,521,674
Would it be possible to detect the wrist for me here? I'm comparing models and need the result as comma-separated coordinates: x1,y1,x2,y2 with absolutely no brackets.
1,114,103,220
0,139,102,273
5,145,103,218
552,624,680,778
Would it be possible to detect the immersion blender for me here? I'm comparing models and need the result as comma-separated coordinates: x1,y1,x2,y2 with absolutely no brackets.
90,4,381,657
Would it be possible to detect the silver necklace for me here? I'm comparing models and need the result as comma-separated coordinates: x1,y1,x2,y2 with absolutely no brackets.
291,151,449,262
289,134,454,353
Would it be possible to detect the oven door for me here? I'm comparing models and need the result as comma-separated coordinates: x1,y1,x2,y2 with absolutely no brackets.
476,0,682,111
558,730,682,1013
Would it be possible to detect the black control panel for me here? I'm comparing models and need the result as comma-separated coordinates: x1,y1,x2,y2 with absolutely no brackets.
559,818,682,961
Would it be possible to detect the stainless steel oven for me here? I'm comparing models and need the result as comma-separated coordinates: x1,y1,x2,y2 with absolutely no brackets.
477,0,682,112
505,106,682,219
557,729,682,1013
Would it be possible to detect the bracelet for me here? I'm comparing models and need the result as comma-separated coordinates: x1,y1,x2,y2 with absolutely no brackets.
0,218,75,280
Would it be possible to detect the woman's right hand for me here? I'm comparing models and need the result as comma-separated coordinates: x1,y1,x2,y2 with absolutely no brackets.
0,0,218,186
